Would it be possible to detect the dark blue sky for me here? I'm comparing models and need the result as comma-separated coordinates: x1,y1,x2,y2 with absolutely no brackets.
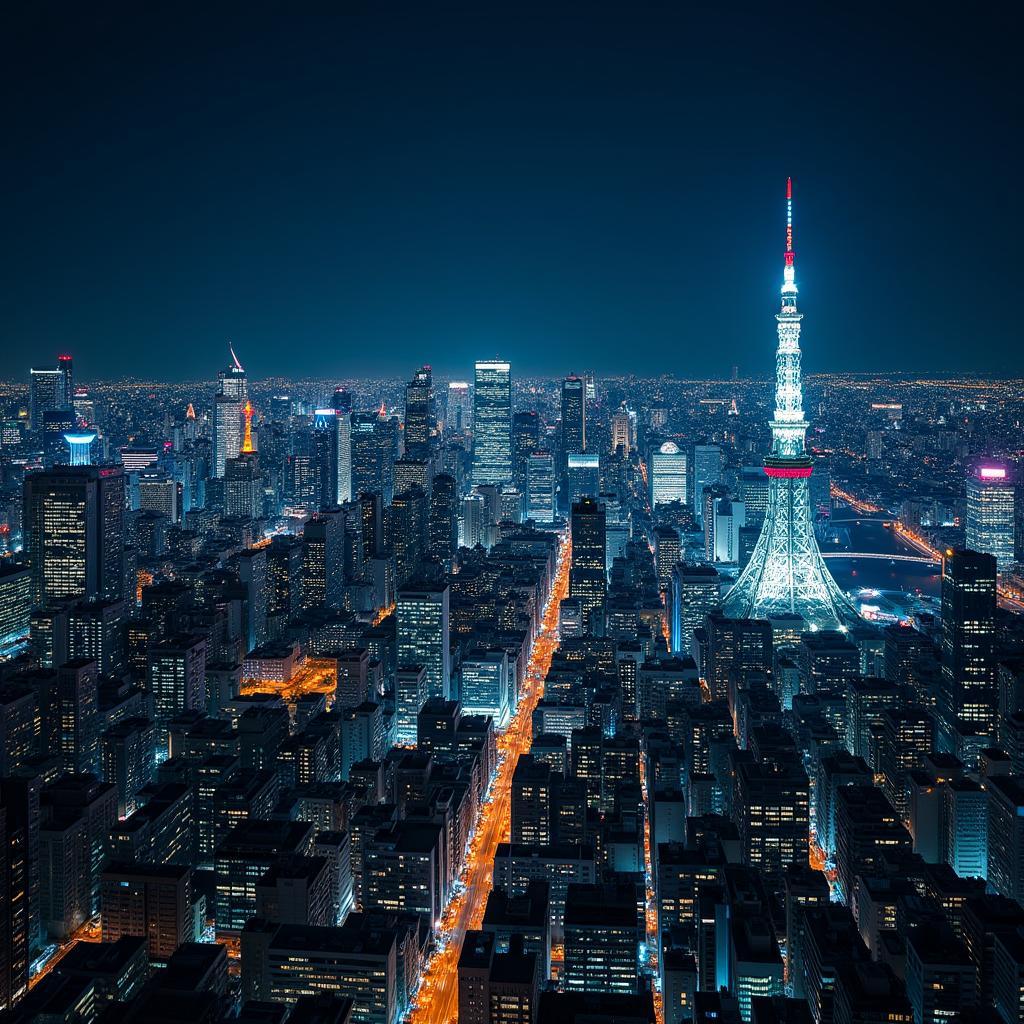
2,4,1018,381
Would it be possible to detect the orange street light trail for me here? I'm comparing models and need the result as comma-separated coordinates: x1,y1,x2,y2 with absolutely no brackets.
409,533,571,1024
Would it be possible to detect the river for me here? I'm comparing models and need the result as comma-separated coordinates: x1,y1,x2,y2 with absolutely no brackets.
819,505,942,621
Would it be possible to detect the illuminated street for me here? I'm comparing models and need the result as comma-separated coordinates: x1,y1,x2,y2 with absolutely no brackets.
408,532,571,1024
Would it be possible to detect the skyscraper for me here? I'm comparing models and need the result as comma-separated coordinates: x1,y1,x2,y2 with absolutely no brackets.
472,360,512,486
940,548,998,749
569,498,606,635
213,347,247,478
404,365,433,459
692,445,722,524
527,451,556,525
566,453,600,504
29,364,67,430
447,381,472,434
397,582,451,700
512,411,540,491
650,442,687,507
723,180,858,632
214,394,243,479
560,375,586,467
23,466,125,606
965,465,1015,570
611,408,632,455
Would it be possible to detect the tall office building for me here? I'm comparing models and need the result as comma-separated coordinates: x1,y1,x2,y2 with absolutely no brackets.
148,636,206,748
940,548,998,748
312,408,342,508
404,366,433,458
965,465,1015,570
560,375,586,466
213,347,248,478
512,412,540,490
213,394,243,479
428,474,458,569
397,583,451,700
23,466,125,606
472,360,512,486
692,445,722,524
527,451,556,525
722,180,858,632
334,412,352,505
447,381,472,434
570,498,606,635
650,442,687,507
30,364,67,430
220,346,248,400
566,453,600,504
350,412,383,499
302,511,345,610
57,354,74,411
611,408,632,455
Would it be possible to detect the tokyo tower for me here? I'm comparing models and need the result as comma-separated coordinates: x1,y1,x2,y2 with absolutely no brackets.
722,179,859,631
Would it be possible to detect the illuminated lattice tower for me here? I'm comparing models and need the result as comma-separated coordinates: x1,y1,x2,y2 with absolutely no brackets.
722,179,859,631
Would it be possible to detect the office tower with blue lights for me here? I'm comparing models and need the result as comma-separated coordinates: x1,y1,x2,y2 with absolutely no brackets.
965,464,1015,570
213,346,247,478
723,180,858,632
472,360,512,486
566,453,600,504
63,431,96,466
692,444,722,524
650,441,687,507
397,581,451,700
527,451,556,524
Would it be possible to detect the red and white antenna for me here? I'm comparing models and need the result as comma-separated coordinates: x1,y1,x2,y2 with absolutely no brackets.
785,176,794,267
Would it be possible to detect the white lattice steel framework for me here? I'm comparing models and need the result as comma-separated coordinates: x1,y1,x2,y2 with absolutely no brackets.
723,179,859,631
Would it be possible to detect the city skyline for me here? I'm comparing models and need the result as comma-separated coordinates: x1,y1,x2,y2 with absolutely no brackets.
4,9,1024,1024
2,6,1019,381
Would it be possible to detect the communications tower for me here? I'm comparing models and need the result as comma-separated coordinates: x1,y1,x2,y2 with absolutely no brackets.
722,179,859,631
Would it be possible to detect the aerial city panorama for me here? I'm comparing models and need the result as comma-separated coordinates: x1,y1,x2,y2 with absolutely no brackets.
0,7,1020,1024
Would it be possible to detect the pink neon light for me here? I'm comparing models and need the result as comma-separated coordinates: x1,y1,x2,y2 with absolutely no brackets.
979,467,1007,479
764,465,813,479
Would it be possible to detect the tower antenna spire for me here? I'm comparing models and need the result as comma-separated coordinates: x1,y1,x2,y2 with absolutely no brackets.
785,176,794,264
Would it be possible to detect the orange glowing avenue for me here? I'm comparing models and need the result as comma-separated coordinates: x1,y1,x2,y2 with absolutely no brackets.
29,916,101,989
639,754,663,1024
829,483,881,514
408,532,571,1024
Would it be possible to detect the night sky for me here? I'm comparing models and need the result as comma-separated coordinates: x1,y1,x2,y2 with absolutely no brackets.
1,4,1018,382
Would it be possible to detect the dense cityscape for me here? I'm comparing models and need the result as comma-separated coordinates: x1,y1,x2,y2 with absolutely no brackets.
0,164,1023,1024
